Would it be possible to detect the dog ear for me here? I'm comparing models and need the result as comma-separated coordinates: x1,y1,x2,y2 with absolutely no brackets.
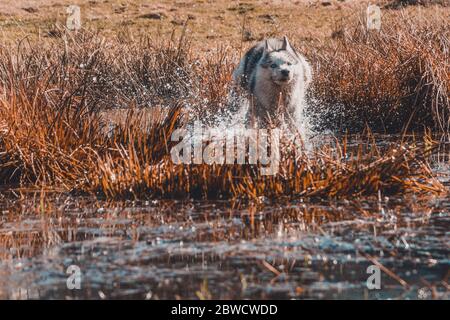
281,36,292,51
264,39,273,52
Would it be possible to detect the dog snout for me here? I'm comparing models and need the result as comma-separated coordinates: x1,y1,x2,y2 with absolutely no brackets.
281,69,290,77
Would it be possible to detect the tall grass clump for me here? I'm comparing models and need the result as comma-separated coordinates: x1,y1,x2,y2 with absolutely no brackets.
0,37,105,186
308,11,449,133
85,132,445,200
0,31,186,187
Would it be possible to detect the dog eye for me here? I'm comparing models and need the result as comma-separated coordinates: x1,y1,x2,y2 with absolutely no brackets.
270,63,277,68
287,62,292,66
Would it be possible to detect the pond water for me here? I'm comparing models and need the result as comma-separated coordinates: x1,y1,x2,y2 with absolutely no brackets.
0,137,448,300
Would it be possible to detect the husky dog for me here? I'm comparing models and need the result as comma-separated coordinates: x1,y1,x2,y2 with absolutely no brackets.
232,36,312,127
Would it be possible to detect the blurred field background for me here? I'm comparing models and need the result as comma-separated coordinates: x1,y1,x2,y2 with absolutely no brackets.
0,0,448,45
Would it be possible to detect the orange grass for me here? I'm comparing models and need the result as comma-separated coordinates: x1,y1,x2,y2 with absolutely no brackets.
0,27,447,200
308,11,449,133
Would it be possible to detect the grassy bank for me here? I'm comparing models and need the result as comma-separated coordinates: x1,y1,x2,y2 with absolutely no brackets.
0,8,448,200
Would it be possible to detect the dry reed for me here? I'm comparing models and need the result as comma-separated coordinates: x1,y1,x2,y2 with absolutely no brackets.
0,25,447,200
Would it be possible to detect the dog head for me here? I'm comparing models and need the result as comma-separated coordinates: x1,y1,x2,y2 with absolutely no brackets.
260,36,300,86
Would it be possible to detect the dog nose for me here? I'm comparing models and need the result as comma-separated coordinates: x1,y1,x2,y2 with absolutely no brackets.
281,69,290,77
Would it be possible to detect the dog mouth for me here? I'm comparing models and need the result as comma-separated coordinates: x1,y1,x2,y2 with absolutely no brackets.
273,78,292,85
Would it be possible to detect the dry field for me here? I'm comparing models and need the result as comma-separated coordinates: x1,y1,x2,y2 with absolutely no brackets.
0,0,448,44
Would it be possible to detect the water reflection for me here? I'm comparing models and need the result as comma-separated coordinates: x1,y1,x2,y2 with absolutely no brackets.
0,193,448,299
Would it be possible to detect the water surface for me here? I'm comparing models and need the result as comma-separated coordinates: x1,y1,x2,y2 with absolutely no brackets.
0,136,448,300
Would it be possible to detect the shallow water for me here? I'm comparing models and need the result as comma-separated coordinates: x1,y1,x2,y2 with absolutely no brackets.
0,137,449,300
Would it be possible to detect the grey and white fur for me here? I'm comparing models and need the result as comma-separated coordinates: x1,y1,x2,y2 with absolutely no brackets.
232,36,312,127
